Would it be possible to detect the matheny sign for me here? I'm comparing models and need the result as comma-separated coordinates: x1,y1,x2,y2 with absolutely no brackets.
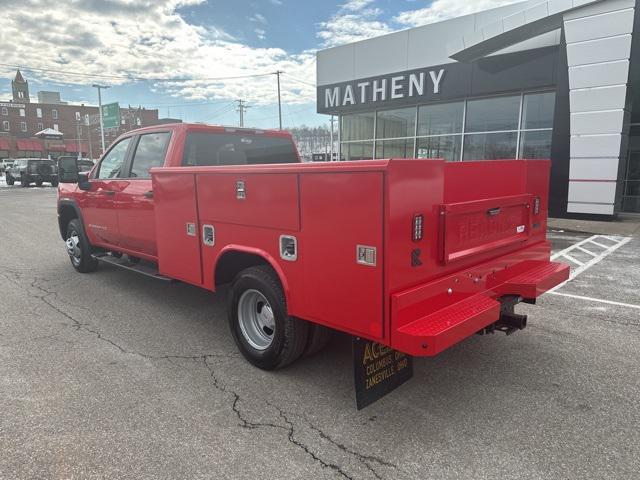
317,66,447,114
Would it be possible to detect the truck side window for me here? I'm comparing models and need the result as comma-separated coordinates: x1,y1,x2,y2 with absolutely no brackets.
97,138,132,179
182,132,299,166
129,132,171,178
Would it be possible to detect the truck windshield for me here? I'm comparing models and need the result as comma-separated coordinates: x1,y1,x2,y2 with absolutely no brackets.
182,132,299,166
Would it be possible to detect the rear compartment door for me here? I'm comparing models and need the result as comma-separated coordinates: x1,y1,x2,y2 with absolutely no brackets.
438,194,533,264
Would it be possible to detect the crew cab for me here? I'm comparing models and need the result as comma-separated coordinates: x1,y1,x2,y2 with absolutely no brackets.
57,123,569,371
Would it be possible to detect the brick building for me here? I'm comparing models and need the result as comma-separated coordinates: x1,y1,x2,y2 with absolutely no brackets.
0,70,160,160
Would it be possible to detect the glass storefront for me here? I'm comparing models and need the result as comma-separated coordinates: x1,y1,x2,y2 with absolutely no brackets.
340,91,555,163
622,125,640,213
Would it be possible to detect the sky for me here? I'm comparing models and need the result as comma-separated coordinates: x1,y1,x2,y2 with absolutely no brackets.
0,0,520,130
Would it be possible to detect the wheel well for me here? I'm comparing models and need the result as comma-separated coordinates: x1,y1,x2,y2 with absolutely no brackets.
215,251,270,287
58,205,78,240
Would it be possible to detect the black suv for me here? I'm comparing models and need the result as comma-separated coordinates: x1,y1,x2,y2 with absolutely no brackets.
5,158,58,187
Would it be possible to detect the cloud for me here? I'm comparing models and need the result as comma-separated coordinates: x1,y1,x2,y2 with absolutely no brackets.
394,0,521,27
317,0,393,48
0,0,316,105
269,0,283,5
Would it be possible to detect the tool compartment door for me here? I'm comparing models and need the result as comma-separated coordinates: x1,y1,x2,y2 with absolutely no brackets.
299,172,385,340
438,194,533,264
152,172,203,285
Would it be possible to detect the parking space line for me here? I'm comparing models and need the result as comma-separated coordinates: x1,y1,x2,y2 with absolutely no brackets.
550,235,632,293
548,291,640,310
587,239,612,249
575,246,598,257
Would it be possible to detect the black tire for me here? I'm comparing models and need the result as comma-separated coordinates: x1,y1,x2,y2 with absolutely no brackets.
51,179,59,187
35,180,43,187
66,218,99,273
228,265,308,370
21,175,30,187
303,323,334,357
6,174,14,186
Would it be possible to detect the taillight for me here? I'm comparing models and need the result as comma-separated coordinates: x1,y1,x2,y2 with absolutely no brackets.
413,214,424,242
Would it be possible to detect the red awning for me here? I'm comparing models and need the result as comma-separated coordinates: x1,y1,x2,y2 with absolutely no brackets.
47,144,66,152
0,138,10,150
65,141,88,153
16,139,44,151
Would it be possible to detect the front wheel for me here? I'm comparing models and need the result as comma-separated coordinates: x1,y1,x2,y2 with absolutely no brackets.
228,266,308,370
6,174,14,186
35,180,43,187
51,179,59,187
66,219,99,273
21,175,30,187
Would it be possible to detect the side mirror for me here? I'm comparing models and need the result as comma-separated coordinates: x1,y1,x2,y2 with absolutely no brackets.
57,157,79,183
78,172,91,191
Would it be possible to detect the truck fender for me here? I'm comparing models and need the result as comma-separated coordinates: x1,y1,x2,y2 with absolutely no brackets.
57,199,84,241
214,245,292,306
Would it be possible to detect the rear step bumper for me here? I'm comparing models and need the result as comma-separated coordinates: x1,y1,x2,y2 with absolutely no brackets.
392,260,569,357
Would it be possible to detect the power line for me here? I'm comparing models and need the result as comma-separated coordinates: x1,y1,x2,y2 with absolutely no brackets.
0,62,278,83
281,73,316,88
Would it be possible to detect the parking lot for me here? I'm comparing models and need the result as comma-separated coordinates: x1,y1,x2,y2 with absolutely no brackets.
1,186,639,480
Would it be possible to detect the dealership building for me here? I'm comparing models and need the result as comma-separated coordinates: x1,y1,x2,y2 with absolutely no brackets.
316,0,639,218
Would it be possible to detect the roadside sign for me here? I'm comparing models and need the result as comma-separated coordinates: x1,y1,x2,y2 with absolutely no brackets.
102,102,120,129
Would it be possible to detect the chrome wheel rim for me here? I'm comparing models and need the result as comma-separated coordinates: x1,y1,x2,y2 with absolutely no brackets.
66,231,81,266
237,289,275,350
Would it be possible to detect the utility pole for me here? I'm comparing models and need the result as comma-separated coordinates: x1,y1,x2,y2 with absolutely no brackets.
330,116,335,161
236,100,250,127
276,70,283,130
92,84,110,154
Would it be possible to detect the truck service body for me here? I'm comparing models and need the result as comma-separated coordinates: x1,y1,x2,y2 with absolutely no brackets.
57,123,569,372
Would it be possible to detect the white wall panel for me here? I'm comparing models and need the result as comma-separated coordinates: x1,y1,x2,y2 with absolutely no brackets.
565,0,635,20
567,202,615,214
354,32,409,80
571,110,625,135
567,34,633,66
564,8,634,43
568,180,618,203
569,85,627,112
570,134,623,158
569,60,630,89
317,46,355,86
569,157,621,180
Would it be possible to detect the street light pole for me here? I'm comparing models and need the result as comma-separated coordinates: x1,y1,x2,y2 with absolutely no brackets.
92,84,110,155
276,70,283,130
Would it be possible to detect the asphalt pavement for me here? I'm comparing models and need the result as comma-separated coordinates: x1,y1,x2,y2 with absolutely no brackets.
1,186,639,480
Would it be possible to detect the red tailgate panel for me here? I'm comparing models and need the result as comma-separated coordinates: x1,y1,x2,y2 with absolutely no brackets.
439,194,532,264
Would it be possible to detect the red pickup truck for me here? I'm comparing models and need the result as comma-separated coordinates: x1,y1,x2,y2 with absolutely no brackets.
57,123,569,371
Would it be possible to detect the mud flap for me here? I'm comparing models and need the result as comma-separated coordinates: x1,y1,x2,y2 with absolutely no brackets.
353,337,413,410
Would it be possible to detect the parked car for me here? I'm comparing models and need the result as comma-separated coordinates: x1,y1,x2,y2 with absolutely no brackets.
6,158,58,187
0,159,14,173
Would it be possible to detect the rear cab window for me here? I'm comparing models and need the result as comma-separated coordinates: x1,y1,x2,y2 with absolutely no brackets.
129,132,171,178
182,132,299,167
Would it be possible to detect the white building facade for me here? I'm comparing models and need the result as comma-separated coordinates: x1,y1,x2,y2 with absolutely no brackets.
316,0,639,218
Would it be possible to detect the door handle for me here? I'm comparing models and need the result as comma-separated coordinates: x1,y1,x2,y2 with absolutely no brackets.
143,191,154,199
102,190,115,196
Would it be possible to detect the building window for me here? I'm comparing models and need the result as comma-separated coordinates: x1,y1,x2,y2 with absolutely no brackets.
53,124,59,131
340,90,556,163
1,107,7,116
36,108,42,118
37,122,43,131
376,108,415,140
19,108,25,117
136,117,141,126
75,112,81,121
3,121,9,131
52,109,58,120
342,112,375,142
17,91,24,99
20,122,27,132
